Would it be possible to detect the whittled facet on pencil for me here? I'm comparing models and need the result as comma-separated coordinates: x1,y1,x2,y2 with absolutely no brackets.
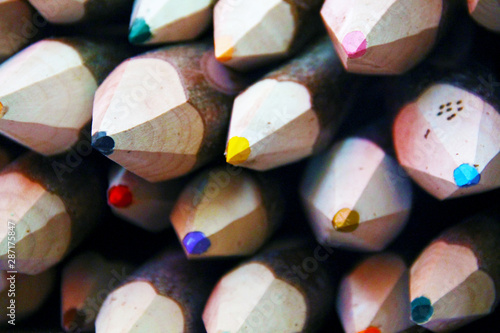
338,253,415,333
214,0,323,71
393,74,500,200
0,38,126,155
107,165,185,232
301,137,412,251
0,153,105,275
28,0,134,24
226,37,348,170
203,240,335,333
96,250,227,333
321,0,444,74
410,212,500,332
0,269,55,324
92,41,246,182
170,166,284,258
0,0,34,62
468,0,500,32
129,0,215,44
62,252,133,332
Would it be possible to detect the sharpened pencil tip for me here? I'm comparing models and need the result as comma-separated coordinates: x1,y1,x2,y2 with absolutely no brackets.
215,36,234,62
108,185,133,208
358,327,381,333
129,18,152,44
411,296,434,324
454,164,480,188
92,132,115,156
333,208,360,232
226,137,251,165
183,232,211,255
0,101,6,118
342,31,367,59
63,308,87,331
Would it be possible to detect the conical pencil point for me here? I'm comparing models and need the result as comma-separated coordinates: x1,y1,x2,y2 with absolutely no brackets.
454,164,480,188
226,137,251,165
411,296,434,324
358,327,381,333
183,232,211,255
342,31,367,59
108,185,133,208
63,308,87,331
129,18,152,44
92,132,115,156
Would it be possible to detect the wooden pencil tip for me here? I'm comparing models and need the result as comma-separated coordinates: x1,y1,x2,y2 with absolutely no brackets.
92,132,115,156
0,101,6,118
183,232,211,255
358,327,381,333
333,208,360,232
454,164,481,188
215,36,234,62
342,31,367,59
226,137,251,165
411,296,434,324
108,185,133,208
129,18,152,44
63,308,87,331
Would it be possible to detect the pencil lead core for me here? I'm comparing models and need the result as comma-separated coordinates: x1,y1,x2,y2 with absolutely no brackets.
342,31,367,59
358,327,381,333
183,232,211,255
63,308,87,331
454,164,480,188
226,137,251,165
333,208,360,232
108,185,133,208
411,296,434,324
92,132,115,156
0,101,6,118
215,36,235,62
129,18,152,44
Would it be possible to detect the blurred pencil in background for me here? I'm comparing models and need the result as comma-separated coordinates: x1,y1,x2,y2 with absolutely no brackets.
0,0,35,62
467,0,500,32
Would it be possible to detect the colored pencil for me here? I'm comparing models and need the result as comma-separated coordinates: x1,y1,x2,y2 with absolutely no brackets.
337,253,415,333
107,165,185,232
213,0,323,71
170,166,284,258
0,0,35,62
61,252,133,332
468,0,500,32
0,153,105,275
321,0,448,74
203,240,335,333
393,66,500,200
300,133,413,252
0,38,126,155
409,212,500,332
96,249,227,333
225,36,348,170
91,41,246,182
128,0,216,45
27,0,134,24
0,269,55,324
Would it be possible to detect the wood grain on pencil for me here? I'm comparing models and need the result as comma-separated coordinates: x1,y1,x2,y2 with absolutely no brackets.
301,137,413,251
214,0,323,71
28,0,134,24
62,252,132,332
96,250,226,333
129,0,215,45
338,253,414,333
0,38,125,155
203,240,335,332
468,0,500,32
107,165,185,232
92,41,245,182
0,153,105,275
225,37,347,171
410,212,500,332
0,0,34,62
321,0,444,74
393,82,500,200
170,166,283,258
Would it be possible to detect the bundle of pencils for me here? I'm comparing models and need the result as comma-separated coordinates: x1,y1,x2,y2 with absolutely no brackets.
0,1,499,332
